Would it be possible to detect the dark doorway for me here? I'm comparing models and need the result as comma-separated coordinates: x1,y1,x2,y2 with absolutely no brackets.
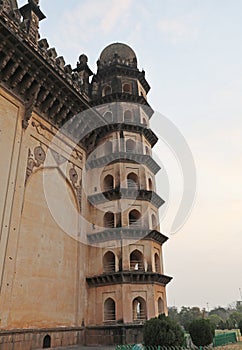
43,334,51,348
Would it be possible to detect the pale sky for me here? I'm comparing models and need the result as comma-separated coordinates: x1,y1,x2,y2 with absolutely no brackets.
17,0,242,310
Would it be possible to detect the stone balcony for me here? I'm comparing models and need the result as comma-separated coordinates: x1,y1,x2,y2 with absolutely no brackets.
86,151,160,174
87,188,164,208
86,270,172,287
87,228,168,245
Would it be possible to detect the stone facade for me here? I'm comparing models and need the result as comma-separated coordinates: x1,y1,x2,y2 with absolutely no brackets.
0,1,172,348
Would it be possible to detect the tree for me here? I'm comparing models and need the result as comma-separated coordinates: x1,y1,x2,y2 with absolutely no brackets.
229,311,242,326
209,307,228,321
238,319,242,334
168,306,180,323
208,314,223,329
179,306,202,330
189,319,215,347
143,314,184,346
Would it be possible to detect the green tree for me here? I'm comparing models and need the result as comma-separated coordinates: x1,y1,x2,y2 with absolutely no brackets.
179,306,202,330
229,311,242,326
208,314,223,329
238,319,242,334
189,319,215,347
168,307,180,323
143,314,184,346
209,307,228,321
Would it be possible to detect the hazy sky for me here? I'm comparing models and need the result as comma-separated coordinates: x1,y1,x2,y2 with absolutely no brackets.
17,0,242,310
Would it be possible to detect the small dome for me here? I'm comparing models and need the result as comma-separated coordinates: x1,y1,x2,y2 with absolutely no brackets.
98,42,137,68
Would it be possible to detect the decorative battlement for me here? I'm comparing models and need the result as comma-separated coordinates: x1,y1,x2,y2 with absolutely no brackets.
0,2,93,128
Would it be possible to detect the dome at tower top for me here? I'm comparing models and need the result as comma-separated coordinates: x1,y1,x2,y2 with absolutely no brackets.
98,42,137,69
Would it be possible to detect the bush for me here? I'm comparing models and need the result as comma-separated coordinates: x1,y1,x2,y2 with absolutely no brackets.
143,314,184,346
189,318,215,347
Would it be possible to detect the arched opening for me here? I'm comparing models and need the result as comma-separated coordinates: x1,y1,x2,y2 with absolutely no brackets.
145,146,150,155
142,117,147,126
123,83,132,94
103,174,114,191
130,249,144,270
103,251,115,272
104,212,114,228
133,297,147,321
126,139,135,153
102,85,112,96
158,297,165,315
105,140,112,154
151,214,157,230
129,209,141,227
43,335,51,349
148,178,153,191
154,253,161,273
124,110,133,123
127,172,139,189
104,298,116,322
104,111,113,123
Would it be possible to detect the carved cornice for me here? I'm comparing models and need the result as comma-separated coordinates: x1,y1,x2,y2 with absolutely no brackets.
88,188,164,208
86,152,161,174
73,122,158,153
87,228,168,245
90,92,150,109
0,13,91,129
86,271,172,288
94,65,150,93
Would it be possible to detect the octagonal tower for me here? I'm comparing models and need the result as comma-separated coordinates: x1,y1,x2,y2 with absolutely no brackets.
81,43,172,345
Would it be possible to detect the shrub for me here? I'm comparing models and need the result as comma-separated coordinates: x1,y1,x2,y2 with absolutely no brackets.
189,318,215,347
143,314,184,346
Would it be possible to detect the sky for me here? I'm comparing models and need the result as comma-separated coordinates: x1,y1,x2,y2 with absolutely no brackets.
17,0,242,311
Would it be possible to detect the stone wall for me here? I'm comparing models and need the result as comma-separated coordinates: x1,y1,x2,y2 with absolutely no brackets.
0,327,85,350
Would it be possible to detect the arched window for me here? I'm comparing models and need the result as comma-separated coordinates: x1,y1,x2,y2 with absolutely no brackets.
129,209,141,227
142,117,147,126
151,214,157,230
105,140,112,154
102,85,112,96
130,249,144,271
103,174,114,191
104,298,116,322
104,212,114,228
104,111,113,123
133,297,147,321
124,110,133,123
145,146,150,155
127,172,139,189
148,178,153,191
126,139,135,153
158,297,165,315
103,251,115,272
154,253,161,273
43,335,51,349
123,83,132,94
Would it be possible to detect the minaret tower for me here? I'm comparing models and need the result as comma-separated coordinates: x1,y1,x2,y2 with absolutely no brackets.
82,43,172,345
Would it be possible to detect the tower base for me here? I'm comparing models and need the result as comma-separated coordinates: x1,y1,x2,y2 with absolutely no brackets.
0,324,144,349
